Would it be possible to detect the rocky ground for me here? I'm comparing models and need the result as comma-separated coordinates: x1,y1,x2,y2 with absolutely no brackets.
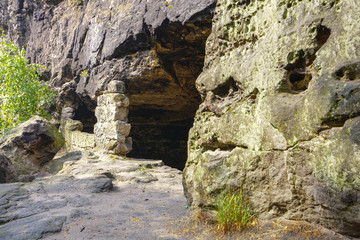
0,150,187,240
0,150,356,240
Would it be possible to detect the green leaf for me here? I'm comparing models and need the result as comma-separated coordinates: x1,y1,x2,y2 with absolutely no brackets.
0,35,57,134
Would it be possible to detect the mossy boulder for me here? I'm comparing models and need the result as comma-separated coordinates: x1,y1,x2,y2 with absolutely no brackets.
183,0,360,236
0,116,65,182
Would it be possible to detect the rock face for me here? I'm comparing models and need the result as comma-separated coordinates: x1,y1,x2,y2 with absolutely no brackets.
183,0,360,237
0,0,215,169
0,116,64,182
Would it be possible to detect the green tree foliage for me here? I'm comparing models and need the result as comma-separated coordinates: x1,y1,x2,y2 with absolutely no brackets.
0,36,56,134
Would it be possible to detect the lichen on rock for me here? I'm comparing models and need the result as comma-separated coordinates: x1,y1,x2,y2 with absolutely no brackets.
183,0,360,236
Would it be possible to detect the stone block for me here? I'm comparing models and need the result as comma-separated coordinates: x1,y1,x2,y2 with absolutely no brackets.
95,106,128,123
113,137,132,155
61,119,83,148
97,93,129,107
76,132,96,148
61,107,75,119
63,119,83,132
106,80,125,93
94,121,131,138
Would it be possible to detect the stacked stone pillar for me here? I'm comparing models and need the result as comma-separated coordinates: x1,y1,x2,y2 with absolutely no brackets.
94,80,132,155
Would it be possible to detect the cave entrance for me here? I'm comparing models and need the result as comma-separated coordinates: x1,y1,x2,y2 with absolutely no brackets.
128,109,197,170
126,18,212,170
73,99,97,133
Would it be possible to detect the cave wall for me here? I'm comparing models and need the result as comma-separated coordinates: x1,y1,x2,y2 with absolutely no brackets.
0,0,216,168
183,0,360,237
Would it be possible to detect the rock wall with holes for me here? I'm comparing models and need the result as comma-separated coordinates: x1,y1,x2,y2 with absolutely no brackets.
183,0,360,237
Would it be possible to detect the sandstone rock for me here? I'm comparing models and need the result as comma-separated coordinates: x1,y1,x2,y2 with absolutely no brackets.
61,119,83,132
60,107,75,119
94,85,132,155
113,137,133,155
0,151,186,240
94,121,131,139
0,116,65,182
97,93,129,108
183,0,360,237
95,106,129,123
0,0,216,169
61,119,96,151
106,80,126,94
0,154,15,183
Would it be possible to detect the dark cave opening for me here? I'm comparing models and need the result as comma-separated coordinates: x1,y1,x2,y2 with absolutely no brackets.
127,105,200,170
73,104,97,133
128,112,194,170
125,15,213,170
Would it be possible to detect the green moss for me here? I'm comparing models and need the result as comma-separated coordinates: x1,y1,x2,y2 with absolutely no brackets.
282,9,288,19
312,137,360,191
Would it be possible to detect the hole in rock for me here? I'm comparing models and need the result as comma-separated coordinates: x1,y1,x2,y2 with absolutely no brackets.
128,109,195,170
282,25,330,93
73,104,97,133
335,63,360,81
316,25,331,47
126,14,214,170
288,72,312,91
213,77,239,98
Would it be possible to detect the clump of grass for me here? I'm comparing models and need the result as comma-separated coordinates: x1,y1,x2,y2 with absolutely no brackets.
215,188,256,233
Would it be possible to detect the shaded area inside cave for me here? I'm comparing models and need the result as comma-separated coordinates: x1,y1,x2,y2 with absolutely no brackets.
73,101,97,133
126,16,213,170
128,110,195,170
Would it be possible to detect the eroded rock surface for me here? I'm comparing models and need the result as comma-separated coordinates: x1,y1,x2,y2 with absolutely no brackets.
0,116,64,183
0,150,186,240
0,0,216,169
183,0,360,237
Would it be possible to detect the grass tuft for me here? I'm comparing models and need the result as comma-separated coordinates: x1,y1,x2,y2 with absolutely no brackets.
215,187,256,233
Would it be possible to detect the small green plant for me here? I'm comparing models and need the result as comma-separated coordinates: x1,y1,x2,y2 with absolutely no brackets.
164,1,173,8
214,187,256,233
80,70,88,78
139,166,149,171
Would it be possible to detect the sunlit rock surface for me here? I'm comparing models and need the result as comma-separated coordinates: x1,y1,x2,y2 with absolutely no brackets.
183,0,360,236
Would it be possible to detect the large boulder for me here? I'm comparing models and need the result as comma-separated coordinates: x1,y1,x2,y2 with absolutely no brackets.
0,116,65,182
183,0,360,237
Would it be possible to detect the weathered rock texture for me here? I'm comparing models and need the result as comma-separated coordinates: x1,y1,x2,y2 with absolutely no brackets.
60,80,132,154
0,0,216,169
0,151,186,240
61,119,96,151
94,80,132,155
183,0,360,237
0,116,64,182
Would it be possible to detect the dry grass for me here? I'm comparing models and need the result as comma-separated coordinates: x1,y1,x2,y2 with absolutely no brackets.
171,211,347,240
214,188,257,233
